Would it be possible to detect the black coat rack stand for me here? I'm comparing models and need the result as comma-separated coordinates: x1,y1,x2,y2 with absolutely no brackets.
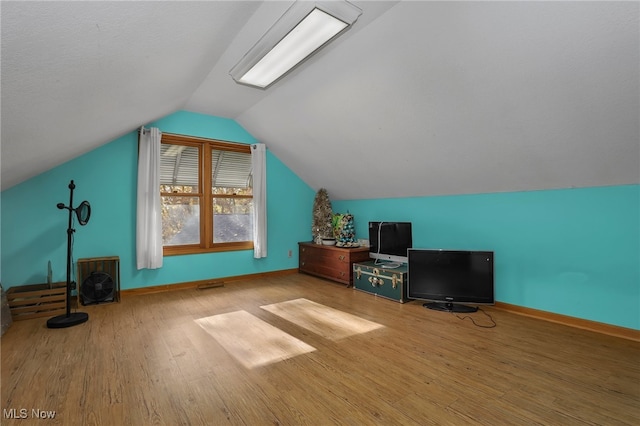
47,180,90,329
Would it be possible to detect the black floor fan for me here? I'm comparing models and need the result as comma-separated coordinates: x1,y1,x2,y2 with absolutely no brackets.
47,180,91,329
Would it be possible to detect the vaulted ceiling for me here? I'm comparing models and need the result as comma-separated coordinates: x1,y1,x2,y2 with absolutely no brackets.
2,1,638,199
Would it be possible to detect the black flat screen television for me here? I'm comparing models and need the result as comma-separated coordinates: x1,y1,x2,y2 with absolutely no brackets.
408,249,494,313
368,222,412,267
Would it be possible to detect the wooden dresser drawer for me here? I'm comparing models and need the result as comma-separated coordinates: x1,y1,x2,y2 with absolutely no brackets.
300,249,350,267
298,242,370,286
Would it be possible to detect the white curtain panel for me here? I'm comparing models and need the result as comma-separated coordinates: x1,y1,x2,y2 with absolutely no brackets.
251,143,267,258
136,127,163,269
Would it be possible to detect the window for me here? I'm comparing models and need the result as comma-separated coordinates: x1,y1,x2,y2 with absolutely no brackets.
159,133,253,255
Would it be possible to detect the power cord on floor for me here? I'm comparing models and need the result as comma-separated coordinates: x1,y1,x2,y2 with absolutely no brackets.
452,307,496,328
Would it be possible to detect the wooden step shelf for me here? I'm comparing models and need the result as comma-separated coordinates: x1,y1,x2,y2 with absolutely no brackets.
6,282,67,321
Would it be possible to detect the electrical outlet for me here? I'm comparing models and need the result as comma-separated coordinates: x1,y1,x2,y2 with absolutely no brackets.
288,250,292,258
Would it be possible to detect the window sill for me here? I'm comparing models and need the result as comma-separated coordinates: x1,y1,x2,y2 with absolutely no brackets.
163,242,254,256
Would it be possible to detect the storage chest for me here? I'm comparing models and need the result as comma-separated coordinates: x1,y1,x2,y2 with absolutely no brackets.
352,260,410,303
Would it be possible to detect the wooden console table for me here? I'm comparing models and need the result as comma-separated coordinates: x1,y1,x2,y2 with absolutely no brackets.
298,242,370,286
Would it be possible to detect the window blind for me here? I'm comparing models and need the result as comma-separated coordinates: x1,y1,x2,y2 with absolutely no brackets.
212,150,252,189
160,144,252,188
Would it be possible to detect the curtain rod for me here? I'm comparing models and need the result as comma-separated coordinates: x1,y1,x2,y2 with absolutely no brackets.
138,127,266,149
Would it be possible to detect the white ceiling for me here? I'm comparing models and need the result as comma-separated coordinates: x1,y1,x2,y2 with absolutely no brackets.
2,1,638,199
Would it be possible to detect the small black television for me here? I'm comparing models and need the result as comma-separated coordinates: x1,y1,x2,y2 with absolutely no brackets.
368,222,412,266
408,249,494,313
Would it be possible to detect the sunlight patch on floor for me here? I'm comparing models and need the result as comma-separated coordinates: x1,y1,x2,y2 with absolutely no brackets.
260,298,384,341
195,310,316,368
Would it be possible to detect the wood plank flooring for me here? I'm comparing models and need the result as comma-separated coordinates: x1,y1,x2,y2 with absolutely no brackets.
2,273,639,425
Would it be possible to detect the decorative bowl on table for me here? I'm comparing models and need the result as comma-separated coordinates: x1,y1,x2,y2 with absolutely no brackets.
321,238,336,246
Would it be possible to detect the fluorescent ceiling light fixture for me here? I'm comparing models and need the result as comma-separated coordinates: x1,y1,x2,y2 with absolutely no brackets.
239,9,346,88
230,1,362,89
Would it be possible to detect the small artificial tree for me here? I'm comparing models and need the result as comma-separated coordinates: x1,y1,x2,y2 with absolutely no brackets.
311,188,333,243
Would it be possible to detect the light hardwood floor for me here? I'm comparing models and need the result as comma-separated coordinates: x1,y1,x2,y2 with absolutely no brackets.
2,273,639,425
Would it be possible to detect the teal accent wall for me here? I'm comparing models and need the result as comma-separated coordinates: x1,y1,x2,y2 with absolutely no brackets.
2,110,637,330
334,185,640,330
1,111,315,291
